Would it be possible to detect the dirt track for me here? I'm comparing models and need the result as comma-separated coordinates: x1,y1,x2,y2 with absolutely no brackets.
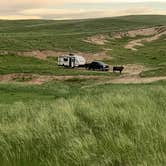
0,74,108,85
0,64,165,85
109,76,166,84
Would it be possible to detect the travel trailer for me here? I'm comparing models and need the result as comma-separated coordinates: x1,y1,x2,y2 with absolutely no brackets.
58,53,86,68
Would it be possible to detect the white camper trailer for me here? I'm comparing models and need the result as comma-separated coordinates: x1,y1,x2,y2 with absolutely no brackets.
58,54,86,68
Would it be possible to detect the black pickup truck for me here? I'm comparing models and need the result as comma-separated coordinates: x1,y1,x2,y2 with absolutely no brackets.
86,61,109,71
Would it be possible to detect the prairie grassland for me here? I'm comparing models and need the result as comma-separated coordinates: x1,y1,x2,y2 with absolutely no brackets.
106,37,166,77
0,15,166,77
0,15,166,166
0,81,165,166
0,15,166,52
0,54,113,76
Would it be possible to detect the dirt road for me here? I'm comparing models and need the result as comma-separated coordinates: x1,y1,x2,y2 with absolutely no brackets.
0,63,165,85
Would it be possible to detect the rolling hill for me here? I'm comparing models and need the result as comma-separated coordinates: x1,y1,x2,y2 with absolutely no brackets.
0,15,166,52
0,15,165,78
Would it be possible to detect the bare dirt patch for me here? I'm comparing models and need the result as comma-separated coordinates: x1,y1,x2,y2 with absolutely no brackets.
28,75,106,85
78,51,112,62
83,34,109,45
17,50,65,60
122,64,145,76
112,26,166,39
112,26,166,51
29,74,166,85
106,64,166,84
0,64,165,85
0,50,112,62
0,50,65,60
125,39,144,51
125,29,166,50
0,74,34,83
0,74,109,85
0,63,165,85
110,76,166,84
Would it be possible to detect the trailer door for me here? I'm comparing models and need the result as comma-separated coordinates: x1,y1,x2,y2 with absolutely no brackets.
69,57,75,68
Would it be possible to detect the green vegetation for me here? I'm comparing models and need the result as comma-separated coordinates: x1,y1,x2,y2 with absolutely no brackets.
105,37,166,77
0,15,166,165
0,15,165,76
141,67,166,77
0,80,166,165
0,54,112,76
0,15,166,52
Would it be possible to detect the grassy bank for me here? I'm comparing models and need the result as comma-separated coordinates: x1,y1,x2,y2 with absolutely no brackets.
0,81,166,166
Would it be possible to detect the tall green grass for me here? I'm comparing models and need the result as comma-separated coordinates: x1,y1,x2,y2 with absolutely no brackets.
0,82,165,166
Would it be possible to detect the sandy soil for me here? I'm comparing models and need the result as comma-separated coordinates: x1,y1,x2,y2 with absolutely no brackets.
78,51,112,62
17,50,65,60
122,64,145,76
110,76,166,84
111,26,166,51
112,26,166,39
125,30,166,50
0,73,33,82
0,74,107,85
0,50,65,60
83,34,109,45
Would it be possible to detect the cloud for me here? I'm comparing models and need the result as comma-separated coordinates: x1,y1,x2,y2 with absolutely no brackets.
1,0,166,8
0,15,41,20
19,7,166,20
0,0,166,20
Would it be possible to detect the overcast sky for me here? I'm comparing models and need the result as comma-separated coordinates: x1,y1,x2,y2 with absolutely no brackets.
0,0,166,20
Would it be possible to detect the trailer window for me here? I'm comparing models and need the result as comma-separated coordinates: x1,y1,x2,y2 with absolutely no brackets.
64,58,68,61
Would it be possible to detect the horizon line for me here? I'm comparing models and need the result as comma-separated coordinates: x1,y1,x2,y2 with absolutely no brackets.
0,14,165,21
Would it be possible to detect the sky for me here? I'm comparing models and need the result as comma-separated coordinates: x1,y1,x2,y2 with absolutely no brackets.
0,0,166,20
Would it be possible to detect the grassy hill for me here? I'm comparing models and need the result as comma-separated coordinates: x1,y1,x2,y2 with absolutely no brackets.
0,15,165,76
0,15,166,52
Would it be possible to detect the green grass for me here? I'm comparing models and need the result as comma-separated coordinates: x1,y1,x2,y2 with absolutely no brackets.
0,54,113,76
0,15,166,76
105,36,166,77
0,15,166,165
0,81,165,166
0,36,165,76
106,37,166,65
141,67,166,77
0,15,166,52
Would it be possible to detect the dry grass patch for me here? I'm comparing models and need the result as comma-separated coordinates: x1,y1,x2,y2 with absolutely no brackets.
83,34,110,45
